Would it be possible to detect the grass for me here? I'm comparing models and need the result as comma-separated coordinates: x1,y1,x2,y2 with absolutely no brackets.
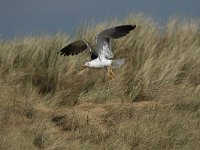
0,14,200,149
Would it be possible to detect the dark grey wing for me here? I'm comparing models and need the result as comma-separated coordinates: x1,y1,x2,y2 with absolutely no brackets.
59,40,90,56
98,25,136,39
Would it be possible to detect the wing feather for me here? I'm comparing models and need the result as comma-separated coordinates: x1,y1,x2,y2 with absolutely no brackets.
59,40,88,56
98,25,136,39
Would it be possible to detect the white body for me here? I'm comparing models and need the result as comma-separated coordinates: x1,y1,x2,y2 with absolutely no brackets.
89,57,112,68
86,36,114,68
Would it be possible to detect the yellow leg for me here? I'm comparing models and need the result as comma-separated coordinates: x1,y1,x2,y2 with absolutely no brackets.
106,66,115,80
107,67,112,80
110,67,115,78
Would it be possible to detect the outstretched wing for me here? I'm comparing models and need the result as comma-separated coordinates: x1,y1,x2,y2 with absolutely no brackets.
58,40,92,56
97,25,136,59
98,25,136,39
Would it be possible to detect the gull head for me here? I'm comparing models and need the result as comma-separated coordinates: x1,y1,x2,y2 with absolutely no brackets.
81,62,90,69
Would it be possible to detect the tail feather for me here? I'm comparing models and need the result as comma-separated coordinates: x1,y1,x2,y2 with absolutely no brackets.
111,58,125,68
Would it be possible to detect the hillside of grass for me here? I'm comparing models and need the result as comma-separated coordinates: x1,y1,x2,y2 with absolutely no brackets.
0,14,200,149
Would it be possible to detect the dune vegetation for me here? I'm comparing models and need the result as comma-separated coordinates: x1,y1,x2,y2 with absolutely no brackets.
0,14,200,149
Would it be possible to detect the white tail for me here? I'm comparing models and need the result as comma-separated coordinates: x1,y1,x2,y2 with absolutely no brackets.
111,58,125,68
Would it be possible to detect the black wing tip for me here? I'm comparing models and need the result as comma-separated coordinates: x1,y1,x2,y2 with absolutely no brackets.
123,24,136,30
114,24,136,32
115,24,136,36
131,24,136,29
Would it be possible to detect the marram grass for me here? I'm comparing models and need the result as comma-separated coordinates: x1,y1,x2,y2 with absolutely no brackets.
0,14,200,149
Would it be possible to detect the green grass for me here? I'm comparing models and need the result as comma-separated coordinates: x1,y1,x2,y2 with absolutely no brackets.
0,14,200,149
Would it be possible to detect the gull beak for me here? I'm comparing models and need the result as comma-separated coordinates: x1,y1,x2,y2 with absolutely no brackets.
81,64,87,69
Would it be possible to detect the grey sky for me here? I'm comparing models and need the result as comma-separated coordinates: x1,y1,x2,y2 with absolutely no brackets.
0,0,200,38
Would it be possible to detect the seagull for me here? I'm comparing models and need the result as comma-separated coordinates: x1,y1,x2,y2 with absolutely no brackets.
58,25,136,80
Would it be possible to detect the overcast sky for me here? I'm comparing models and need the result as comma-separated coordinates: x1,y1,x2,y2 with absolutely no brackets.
0,0,200,38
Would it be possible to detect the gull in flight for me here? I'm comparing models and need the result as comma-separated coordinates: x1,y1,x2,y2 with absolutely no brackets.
58,25,136,80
